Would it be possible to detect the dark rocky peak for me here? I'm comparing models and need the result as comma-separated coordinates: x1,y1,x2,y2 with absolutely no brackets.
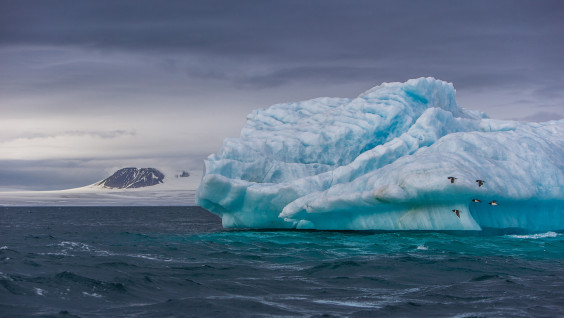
176,171,190,178
97,167,165,189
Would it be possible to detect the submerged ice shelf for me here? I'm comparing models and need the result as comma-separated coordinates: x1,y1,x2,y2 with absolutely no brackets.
197,78,564,231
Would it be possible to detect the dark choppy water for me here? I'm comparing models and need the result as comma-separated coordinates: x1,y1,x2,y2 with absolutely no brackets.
1,206,563,317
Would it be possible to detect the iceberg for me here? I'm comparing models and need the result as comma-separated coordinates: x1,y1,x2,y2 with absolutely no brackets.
197,78,564,231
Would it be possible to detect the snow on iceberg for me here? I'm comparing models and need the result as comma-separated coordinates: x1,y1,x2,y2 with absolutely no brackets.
197,78,564,231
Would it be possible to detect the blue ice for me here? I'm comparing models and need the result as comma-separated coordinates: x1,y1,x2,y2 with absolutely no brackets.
197,78,564,231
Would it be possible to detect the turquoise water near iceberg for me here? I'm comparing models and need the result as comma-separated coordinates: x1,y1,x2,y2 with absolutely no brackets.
1,206,563,317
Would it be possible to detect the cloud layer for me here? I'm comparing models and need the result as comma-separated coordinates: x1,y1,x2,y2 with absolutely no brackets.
1,0,563,189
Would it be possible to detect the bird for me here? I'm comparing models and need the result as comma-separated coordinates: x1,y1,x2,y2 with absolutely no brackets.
476,180,485,187
489,200,499,206
448,177,457,184
471,199,481,203
452,209,461,218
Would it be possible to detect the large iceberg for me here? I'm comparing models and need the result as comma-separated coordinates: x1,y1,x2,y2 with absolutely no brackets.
197,78,564,231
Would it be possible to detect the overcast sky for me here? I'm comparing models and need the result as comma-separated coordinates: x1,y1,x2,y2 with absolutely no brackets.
1,0,563,190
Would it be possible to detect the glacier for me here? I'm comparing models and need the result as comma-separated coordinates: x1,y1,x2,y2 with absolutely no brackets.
197,78,564,231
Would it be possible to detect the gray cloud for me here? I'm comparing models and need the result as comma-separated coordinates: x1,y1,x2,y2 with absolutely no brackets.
66,129,136,139
2,1,563,68
0,159,105,190
2,1,563,93
515,111,564,122
9,130,136,141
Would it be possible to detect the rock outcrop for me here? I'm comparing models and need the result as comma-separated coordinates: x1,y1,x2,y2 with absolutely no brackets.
96,168,164,189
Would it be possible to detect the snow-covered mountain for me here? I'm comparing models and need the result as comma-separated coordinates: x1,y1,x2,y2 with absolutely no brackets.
0,167,200,206
95,167,165,189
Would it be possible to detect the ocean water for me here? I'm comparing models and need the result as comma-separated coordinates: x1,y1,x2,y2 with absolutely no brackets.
1,207,563,317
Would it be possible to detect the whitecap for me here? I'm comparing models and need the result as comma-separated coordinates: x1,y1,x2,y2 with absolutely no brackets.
126,253,173,262
508,231,559,239
34,287,46,296
58,241,92,251
82,291,103,298
313,299,382,309
50,241,112,257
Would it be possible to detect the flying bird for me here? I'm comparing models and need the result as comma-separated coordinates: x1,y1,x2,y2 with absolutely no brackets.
452,209,461,218
489,200,499,206
448,177,457,184
472,199,481,203
476,180,485,187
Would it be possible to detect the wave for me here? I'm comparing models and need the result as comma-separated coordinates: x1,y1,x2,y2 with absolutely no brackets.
507,231,560,239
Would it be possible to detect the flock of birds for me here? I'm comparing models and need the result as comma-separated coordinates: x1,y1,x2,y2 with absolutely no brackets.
447,176,498,218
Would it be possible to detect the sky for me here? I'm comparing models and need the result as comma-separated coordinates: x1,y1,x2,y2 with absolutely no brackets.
1,0,563,190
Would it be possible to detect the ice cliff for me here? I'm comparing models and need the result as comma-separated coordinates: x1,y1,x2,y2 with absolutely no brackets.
197,78,564,231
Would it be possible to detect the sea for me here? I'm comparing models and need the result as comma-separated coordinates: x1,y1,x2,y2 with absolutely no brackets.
1,206,563,317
